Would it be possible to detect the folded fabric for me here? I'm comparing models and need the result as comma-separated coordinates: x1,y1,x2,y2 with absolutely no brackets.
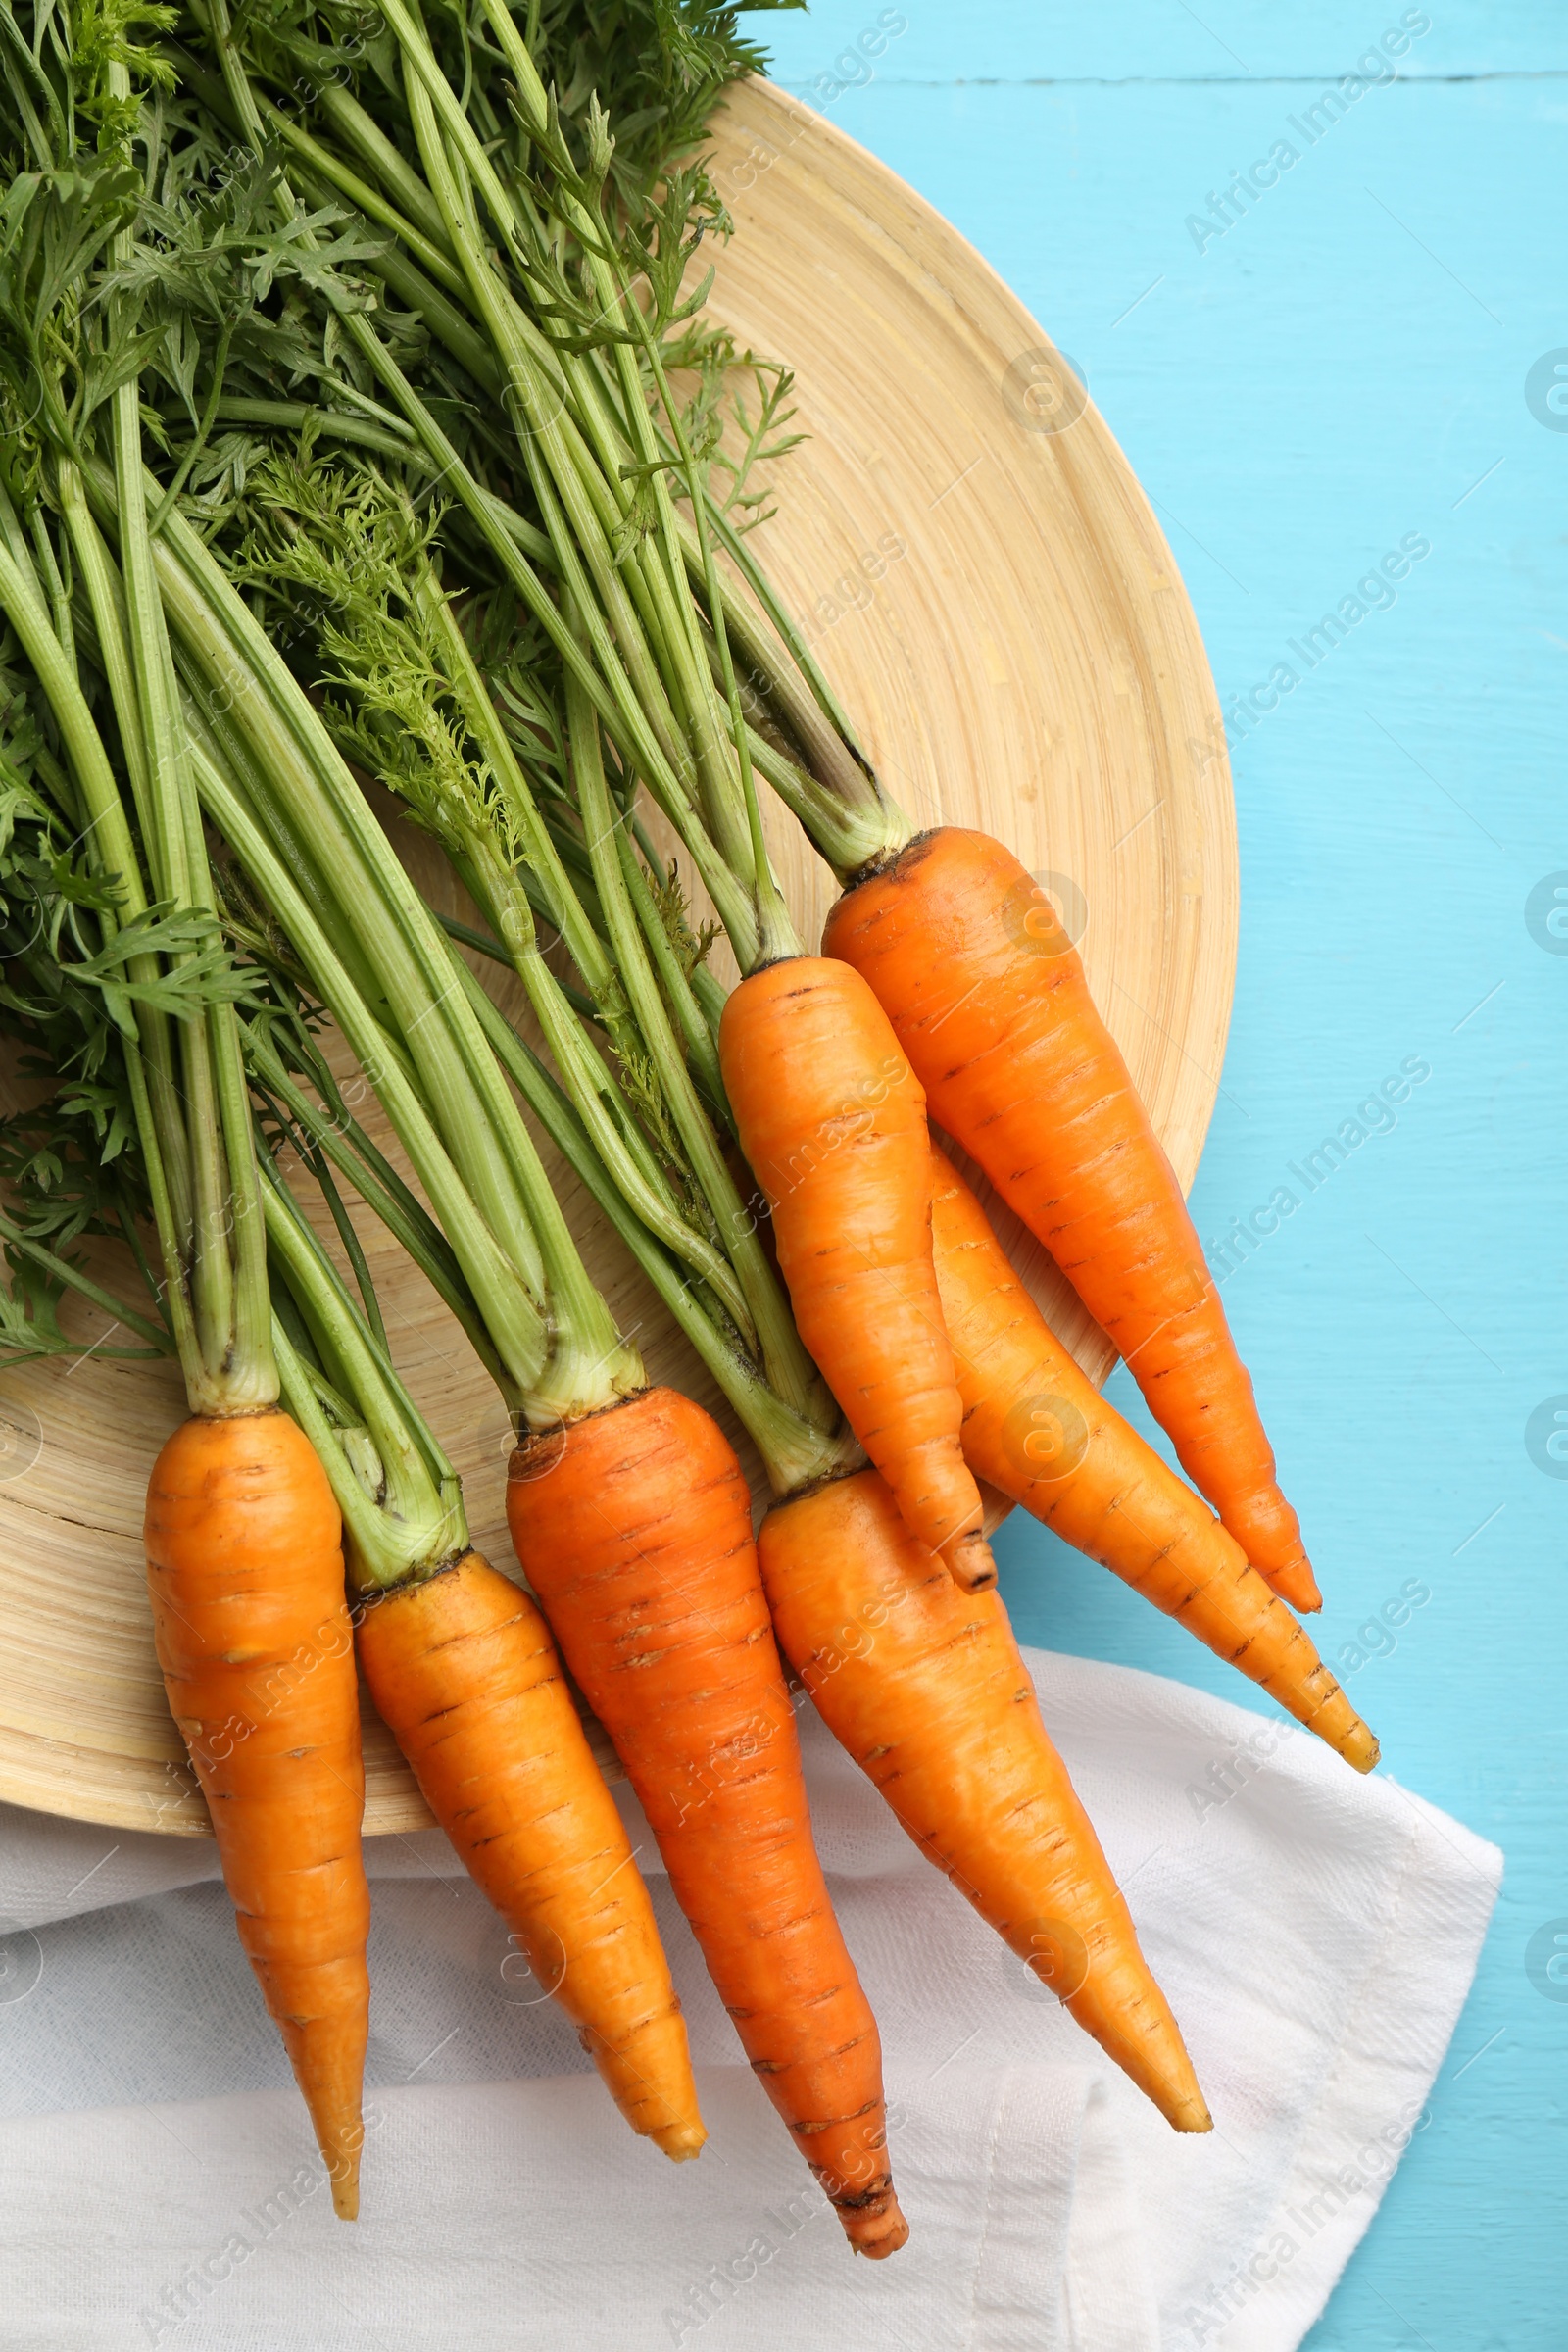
0,1648,1500,2351
0,2064,1161,2352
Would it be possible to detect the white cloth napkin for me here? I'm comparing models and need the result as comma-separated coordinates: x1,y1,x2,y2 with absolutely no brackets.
0,1649,1499,2352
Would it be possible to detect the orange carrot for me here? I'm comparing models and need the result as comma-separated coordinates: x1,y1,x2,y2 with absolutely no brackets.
357,1550,706,2158
719,956,994,1591
144,1408,370,2218
825,827,1320,1612
760,1466,1211,2133
929,1146,1378,1768
507,1386,906,2255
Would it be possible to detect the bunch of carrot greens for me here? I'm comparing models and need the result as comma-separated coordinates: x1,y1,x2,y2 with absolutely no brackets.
0,0,1376,2238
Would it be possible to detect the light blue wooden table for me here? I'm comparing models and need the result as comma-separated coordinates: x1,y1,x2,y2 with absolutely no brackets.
748,4,1565,2342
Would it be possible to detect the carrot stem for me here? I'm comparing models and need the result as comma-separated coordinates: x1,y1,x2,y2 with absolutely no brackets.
0,525,203,1397
259,1160,466,1588
448,947,857,1497
564,661,829,1427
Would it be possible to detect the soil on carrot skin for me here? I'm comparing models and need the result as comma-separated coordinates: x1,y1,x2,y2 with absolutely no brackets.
840,827,941,898
510,1390,652,1475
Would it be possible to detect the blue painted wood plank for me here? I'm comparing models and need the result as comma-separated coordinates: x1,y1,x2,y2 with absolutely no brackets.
753,2,1568,84
739,6,1567,2345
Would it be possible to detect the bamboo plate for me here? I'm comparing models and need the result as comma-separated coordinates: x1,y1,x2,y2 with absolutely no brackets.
0,80,1237,1839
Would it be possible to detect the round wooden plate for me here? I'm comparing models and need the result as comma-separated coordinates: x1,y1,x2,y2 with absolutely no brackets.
0,79,1237,1838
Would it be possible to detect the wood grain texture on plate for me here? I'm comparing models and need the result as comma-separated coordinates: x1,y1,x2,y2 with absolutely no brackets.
0,79,1236,1838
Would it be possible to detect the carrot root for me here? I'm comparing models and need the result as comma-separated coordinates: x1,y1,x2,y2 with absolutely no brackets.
508,1387,907,2254
719,955,992,1591
760,1467,1211,2135
824,828,1317,1610
928,1145,1377,1770
145,1408,370,2220
357,1550,706,2159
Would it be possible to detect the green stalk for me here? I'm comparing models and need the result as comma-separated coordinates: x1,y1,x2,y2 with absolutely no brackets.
686,493,866,762
177,658,394,1021
202,37,800,951
186,725,563,1407
322,304,760,959
624,308,800,968
260,1160,466,1589
611,817,727,1121
461,820,759,1345
50,464,194,1238
565,664,832,1430
689,576,903,877
111,467,588,1323
83,407,639,1428
376,1,769,915
242,1013,514,1406
416,577,615,1008
455,3,764,894
392,52,718,846
738,711,874,874
427,0,800,956
247,36,905,883
0,531,205,1392
181,398,429,466
368,575,758,1339
0,1212,175,1355
313,76,458,260
146,517,641,1420
437,907,608,1032
258,95,468,302
462,0,824,920
556,312,733,829
103,53,274,1411
524,282,762,893
293,108,859,884
308,1143,387,1356
360,236,507,400
28,501,74,675
451,948,856,1497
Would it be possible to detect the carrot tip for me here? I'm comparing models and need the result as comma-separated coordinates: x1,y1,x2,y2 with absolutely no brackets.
651,2121,708,2163
1266,1560,1322,1614
841,2194,909,2258
1174,2100,1214,2135
321,2128,364,2220
944,1532,997,1592
1142,2059,1212,2134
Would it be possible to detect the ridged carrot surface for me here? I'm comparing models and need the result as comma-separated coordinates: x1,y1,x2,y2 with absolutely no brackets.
144,1409,370,2218
358,1550,705,2157
824,827,1318,1612
719,955,994,1591
507,1386,906,2255
760,1466,1211,2133
929,1146,1377,1768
